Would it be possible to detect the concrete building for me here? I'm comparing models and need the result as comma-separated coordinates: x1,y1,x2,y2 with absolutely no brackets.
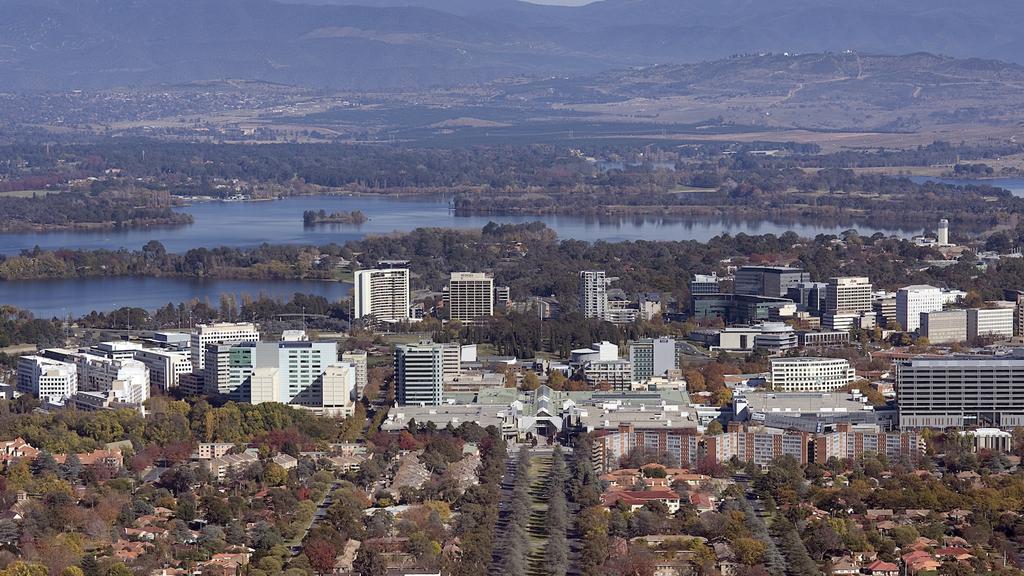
967,305,1015,341
734,266,809,298
580,270,612,320
16,356,77,405
494,286,511,307
753,322,799,353
190,323,260,372
787,282,827,313
822,311,875,333
813,424,921,464
826,277,873,314
74,354,150,405
446,272,494,323
690,273,721,296
920,309,968,344
629,338,677,382
896,352,1024,428
353,268,411,323
342,350,368,399
873,295,898,328
797,330,851,347
223,341,353,415
960,428,1013,453
204,344,236,397
896,285,943,333
1006,290,1024,337
938,218,950,246
769,357,855,392
396,342,448,406
134,348,192,391
582,360,633,391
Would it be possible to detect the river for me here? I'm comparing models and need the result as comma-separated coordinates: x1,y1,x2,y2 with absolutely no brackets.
0,195,919,317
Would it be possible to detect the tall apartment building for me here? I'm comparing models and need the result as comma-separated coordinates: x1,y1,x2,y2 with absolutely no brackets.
447,272,494,323
967,305,1015,341
134,348,192,391
896,285,964,333
395,342,448,406
190,323,259,372
896,352,1024,428
353,268,411,323
580,270,611,320
769,357,855,392
16,356,77,405
628,338,677,382
690,273,721,296
920,309,968,344
826,277,873,314
341,350,368,399
734,266,809,298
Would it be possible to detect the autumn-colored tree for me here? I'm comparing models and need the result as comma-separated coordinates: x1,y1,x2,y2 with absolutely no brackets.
305,538,338,575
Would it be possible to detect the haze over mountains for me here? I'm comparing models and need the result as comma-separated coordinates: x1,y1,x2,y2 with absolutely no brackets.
4,0,1024,90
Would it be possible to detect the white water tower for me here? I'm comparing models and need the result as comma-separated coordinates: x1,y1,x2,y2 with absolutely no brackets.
938,218,949,245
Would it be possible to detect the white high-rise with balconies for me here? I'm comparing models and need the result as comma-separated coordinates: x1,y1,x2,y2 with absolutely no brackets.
580,270,611,320
353,268,411,323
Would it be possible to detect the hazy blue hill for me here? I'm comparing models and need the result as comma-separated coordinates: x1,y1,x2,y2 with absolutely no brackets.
3,0,1024,90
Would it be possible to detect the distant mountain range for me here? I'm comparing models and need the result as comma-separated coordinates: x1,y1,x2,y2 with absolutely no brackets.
4,0,1024,90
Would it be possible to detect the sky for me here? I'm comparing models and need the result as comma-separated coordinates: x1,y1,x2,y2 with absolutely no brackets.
523,0,596,5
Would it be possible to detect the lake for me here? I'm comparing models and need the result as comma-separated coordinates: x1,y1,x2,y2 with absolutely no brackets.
0,194,919,257
909,176,1024,197
0,195,919,316
0,277,350,319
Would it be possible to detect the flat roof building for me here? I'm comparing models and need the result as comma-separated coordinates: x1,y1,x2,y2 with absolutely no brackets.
354,268,411,323
896,351,1024,428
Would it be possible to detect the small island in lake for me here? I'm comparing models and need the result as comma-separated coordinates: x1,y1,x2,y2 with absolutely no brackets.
302,209,368,226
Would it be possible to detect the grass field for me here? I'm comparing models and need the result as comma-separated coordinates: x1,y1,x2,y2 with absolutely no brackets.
0,189,59,198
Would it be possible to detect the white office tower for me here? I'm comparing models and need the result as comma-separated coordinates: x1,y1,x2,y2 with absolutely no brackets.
896,285,945,332
580,270,610,320
968,305,1015,341
320,364,356,417
16,356,77,405
134,348,192,391
190,323,260,372
229,341,354,416
938,218,950,246
447,272,494,323
353,268,411,322
395,342,446,406
342,350,368,399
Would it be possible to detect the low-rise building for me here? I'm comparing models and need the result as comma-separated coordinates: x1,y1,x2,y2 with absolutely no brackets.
769,357,855,392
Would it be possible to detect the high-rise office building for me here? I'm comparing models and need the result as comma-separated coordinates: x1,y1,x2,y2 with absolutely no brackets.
395,342,447,406
896,285,963,333
580,270,611,320
16,356,77,405
787,282,827,313
225,341,354,416
353,268,411,323
734,266,809,298
826,277,873,314
447,272,494,323
134,348,192,391
190,323,260,372
628,337,677,382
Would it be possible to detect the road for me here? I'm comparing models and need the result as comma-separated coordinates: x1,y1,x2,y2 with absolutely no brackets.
290,480,342,556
